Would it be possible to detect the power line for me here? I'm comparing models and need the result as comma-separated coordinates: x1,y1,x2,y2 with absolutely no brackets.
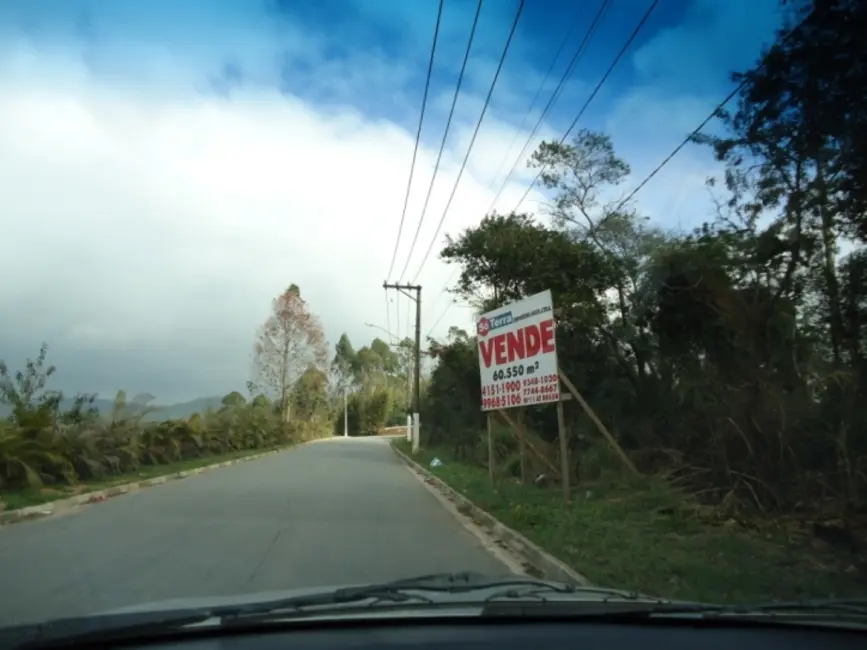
397,0,485,282
425,278,454,324
424,0,815,339
425,297,457,339
612,5,815,212
482,3,586,201
409,0,527,283
513,0,659,214
430,259,460,301
385,0,445,282
426,0,649,337
486,0,610,216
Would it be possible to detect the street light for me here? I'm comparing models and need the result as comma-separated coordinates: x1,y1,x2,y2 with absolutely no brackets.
363,322,398,344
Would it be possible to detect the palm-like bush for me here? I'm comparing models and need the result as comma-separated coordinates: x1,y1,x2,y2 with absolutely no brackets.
0,346,332,492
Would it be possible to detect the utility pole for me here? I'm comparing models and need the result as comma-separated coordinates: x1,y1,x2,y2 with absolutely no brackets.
383,281,421,453
343,387,348,437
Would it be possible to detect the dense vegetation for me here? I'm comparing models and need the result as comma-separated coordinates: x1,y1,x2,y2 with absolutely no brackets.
249,283,416,437
0,281,417,498
0,343,332,495
0,285,341,497
329,333,417,436
420,0,867,548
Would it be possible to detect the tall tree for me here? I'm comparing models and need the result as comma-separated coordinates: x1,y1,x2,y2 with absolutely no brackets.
772,0,867,236
529,129,670,388
252,284,327,422
440,211,611,316
353,338,399,388
395,337,415,412
330,333,357,395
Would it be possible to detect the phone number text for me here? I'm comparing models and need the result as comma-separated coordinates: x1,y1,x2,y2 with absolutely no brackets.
481,373,559,410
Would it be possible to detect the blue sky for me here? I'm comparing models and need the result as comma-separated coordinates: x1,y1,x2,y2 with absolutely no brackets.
0,0,782,401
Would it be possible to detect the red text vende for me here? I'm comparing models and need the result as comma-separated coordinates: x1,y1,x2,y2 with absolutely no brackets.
479,318,555,369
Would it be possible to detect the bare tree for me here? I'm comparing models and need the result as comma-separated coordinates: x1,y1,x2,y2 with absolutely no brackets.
252,284,327,422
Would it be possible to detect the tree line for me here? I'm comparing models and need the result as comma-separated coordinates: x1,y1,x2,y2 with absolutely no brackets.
247,282,417,435
0,342,329,491
421,0,867,523
0,282,420,491
0,286,330,491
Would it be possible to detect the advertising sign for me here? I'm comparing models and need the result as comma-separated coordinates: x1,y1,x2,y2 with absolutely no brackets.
476,290,559,412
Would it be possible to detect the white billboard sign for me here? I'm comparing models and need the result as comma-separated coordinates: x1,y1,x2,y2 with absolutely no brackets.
476,290,559,412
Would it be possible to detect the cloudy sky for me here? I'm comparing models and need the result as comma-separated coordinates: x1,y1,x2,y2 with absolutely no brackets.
0,0,782,403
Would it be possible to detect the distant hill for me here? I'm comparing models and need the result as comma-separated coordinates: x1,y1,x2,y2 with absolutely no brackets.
145,397,224,420
0,395,225,421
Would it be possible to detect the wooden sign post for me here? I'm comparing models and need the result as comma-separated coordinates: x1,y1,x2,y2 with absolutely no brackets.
486,412,494,483
557,391,571,500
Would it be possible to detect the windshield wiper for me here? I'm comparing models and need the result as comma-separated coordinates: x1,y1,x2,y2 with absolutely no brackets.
4,610,215,650
215,571,657,620
7,588,430,650
4,573,488,648
19,573,863,648
6,572,650,648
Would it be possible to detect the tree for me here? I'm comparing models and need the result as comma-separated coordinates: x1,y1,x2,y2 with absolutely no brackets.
423,328,485,458
770,0,867,237
0,343,61,431
529,129,672,391
292,366,329,421
252,284,327,422
440,211,612,317
330,333,357,395
352,338,399,388
344,388,392,436
394,337,415,414
221,392,246,408
326,333,415,434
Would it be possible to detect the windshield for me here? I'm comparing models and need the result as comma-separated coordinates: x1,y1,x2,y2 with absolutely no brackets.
1,0,865,637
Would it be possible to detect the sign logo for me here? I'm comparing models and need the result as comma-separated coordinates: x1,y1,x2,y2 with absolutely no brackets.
477,311,513,337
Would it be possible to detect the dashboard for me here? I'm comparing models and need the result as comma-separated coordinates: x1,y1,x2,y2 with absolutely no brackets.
120,619,866,650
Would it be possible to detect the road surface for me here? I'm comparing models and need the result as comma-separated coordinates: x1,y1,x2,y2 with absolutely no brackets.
0,437,511,626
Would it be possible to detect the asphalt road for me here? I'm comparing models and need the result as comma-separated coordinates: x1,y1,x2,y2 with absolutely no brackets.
0,437,511,626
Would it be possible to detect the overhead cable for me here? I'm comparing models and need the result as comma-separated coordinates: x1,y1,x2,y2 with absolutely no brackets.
397,0,485,282
385,0,445,281
512,0,659,213
410,0,527,283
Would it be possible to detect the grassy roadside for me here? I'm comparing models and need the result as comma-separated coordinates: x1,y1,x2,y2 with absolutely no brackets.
394,439,865,604
0,445,293,511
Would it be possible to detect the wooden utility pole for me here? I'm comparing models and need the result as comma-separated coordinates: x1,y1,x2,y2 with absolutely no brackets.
383,282,422,452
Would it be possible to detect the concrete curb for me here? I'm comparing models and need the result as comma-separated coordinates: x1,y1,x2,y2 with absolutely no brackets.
390,442,591,586
0,445,297,527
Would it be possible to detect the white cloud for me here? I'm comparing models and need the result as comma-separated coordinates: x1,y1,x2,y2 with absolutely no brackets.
0,37,546,400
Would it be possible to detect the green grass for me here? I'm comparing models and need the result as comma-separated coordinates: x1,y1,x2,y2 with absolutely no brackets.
394,440,865,604
0,445,292,511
